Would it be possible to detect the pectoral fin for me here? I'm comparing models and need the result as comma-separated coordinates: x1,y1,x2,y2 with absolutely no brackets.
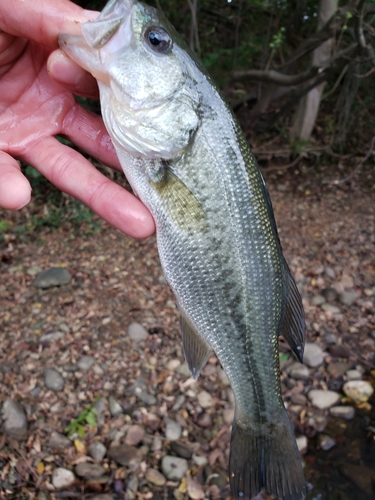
179,310,212,379
280,261,306,363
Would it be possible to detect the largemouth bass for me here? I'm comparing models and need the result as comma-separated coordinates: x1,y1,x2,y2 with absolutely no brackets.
59,1,306,498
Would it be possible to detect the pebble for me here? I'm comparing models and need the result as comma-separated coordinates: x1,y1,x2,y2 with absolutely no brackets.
308,390,340,409
341,274,354,289
197,390,213,408
223,408,234,424
108,396,123,417
89,441,107,462
1,399,28,440
187,473,205,500
218,369,230,386
90,496,115,500
343,380,374,404
77,355,95,372
303,343,324,368
161,455,188,481
329,406,355,420
52,468,76,489
339,290,360,306
323,287,337,301
311,295,325,306
290,394,307,405
135,391,156,406
145,468,166,486
167,359,181,371
176,362,191,377
125,425,145,446
128,322,148,342
296,436,308,454
48,431,71,450
321,303,341,314
107,445,143,468
346,369,362,380
192,454,208,467
198,412,212,427
318,434,336,451
75,462,105,479
33,267,71,289
170,441,193,459
44,368,65,392
288,362,309,380
165,417,182,441
40,331,65,343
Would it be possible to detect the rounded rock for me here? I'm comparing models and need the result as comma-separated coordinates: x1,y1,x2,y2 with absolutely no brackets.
33,267,71,289
164,417,182,441
75,462,105,479
2,399,28,440
125,425,145,446
44,368,65,392
108,396,123,417
89,441,107,462
77,356,95,372
128,322,148,342
329,406,355,420
288,362,309,380
145,468,166,486
343,380,374,404
303,343,324,368
197,390,213,408
308,389,340,409
161,455,188,481
52,468,76,489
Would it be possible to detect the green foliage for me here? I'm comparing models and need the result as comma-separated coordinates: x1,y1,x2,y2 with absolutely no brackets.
269,27,285,50
65,404,98,438
290,139,310,155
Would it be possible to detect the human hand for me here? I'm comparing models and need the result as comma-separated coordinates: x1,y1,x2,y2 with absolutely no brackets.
0,0,155,238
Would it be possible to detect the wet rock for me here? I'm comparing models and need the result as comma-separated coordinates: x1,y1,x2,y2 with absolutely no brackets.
89,441,107,462
44,368,64,392
311,295,325,306
170,441,194,459
107,445,143,468
343,380,374,404
161,455,188,481
296,436,307,454
2,399,27,440
33,267,71,289
108,396,123,417
52,468,76,489
145,468,166,486
75,462,105,479
303,343,324,368
125,425,145,446
128,322,148,342
329,406,355,420
165,417,182,441
321,303,341,314
77,356,95,372
288,362,309,380
318,434,336,451
48,431,71,450
339,290,360,306
323,287,337,302
308,390,340,409
197,390,213,408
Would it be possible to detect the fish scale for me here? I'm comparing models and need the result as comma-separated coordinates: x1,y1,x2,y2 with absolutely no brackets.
59,1,306,498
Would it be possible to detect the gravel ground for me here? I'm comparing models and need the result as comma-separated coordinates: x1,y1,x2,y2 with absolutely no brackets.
0,168,374,500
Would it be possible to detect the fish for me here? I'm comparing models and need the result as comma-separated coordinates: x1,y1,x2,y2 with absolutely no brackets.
59,1,306,498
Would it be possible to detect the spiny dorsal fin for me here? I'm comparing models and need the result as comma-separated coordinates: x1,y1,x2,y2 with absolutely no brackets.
281,260,306,363
179,309,212,379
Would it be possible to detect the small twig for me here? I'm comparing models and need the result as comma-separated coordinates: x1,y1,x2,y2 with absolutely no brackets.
354,65,375,78
262,155,302,172
328,135,375,185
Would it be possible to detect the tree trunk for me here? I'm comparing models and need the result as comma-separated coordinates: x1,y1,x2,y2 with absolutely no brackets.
290,0,338,141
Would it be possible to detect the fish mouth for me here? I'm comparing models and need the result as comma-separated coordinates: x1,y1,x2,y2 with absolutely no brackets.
58,0,136,83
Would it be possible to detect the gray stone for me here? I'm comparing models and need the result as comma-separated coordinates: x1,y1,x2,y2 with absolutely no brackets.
346,369,362,380
75,462,105,479
290,394,307,406
303,343,324,368
44,368,65,392
343,380,374,404
170,441,193,459
339,291,360,306
192,454,208,467
52,468,76,489
108,396,123,417
2,399,27,440
176,362,191,377
40,331,65,343
329,406,355,420
164,417,182,441
311,295,326,306
128,322,148,342
321,303,341,314
135,390,156,406
33,267,71,289
197,390,213,408
88,441,107,462
308,390,340,409
48,431,71,450
77,356,95,372
107,445,143,469
161,455,188,481
288,362,309,380
145,468,166,486
319,434,336,451
125,425,145,446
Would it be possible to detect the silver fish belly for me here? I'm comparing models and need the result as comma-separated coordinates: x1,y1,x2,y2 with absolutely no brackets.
59,2,306,499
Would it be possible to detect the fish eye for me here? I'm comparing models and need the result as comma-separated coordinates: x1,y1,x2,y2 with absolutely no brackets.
145,27,171,53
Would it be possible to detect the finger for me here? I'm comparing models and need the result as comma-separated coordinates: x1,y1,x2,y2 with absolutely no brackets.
0,152,31,209
48,50,99,99
25,137,155,238
0,0,98,49
62,103,121,172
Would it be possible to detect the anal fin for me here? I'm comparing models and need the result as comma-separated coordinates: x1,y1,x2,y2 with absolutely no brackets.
281,260,306,363
180,310,211,379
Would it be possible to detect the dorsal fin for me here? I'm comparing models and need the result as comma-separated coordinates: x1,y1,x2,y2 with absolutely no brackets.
280,260,306,363
179,309,212,379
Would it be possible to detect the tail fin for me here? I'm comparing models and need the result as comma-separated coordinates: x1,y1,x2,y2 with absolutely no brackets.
229,410,306,500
